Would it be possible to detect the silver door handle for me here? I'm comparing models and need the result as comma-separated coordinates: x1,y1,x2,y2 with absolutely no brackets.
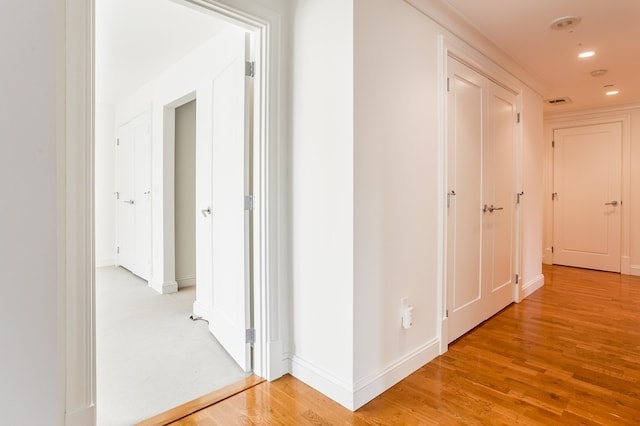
605,200,619,206
483,204,503,213
201,207,212,217
124,200,135,205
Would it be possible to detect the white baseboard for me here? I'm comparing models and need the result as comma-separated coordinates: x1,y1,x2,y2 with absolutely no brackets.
353,338,440,410
630,265,640,277
622,256,631,275
150,279,178,294
288,338,441,411
65,405,95,426
95,257,114,268
521,273,544,299
177,274,196,288
289,355,355,410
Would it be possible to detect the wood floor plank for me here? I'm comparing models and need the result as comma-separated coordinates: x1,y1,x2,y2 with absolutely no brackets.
167,265,640,425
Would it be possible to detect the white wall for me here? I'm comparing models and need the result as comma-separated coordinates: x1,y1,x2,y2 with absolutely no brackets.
289,0,355,407
174,100,196,287
353,0,442,407
543,105,640,276
95,103,116,267
0,2,60,424
287,0,545,411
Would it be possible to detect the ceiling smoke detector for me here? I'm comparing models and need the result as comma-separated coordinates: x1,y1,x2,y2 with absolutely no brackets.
591,69,608,77
550,16,582,30
545,97,572,106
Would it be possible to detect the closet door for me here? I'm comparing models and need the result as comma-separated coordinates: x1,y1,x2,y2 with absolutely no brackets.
446,57,517,343
446,58,486,342
482,82,518,320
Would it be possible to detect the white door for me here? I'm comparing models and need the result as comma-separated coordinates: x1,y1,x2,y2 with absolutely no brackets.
446,57,517,343
553,123,622,272
116,113,151,280
196,34,252,372
482,82,517,319
446,58,485,342
117,122,135,272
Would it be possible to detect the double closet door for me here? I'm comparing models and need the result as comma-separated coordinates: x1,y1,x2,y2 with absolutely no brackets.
446,57,519,343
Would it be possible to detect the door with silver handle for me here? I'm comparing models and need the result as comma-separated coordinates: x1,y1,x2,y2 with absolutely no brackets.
604,200,619,206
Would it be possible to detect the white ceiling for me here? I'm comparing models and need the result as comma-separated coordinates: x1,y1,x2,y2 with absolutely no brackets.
442,0,640,112
95,0,230,104
98,0,640,113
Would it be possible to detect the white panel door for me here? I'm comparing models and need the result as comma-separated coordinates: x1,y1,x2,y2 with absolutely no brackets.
206,38,252,372
116,113,151,280
553,123,622,272
446,57,517,343
482,82,517,319
446,58,485,342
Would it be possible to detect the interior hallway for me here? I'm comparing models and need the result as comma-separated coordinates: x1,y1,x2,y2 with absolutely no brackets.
170,265,640,424
96,266,248,425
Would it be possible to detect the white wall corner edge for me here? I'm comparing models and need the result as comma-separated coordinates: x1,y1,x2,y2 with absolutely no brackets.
353,338,440,410
288,355,355,411
521,274,545,299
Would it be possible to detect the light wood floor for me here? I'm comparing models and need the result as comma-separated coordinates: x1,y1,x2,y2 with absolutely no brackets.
170,265,640,425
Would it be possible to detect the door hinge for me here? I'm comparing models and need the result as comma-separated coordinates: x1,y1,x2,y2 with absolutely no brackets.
552,192,558,200
515,274,519,284
517,113,521,123
445,309,449,318
447,77,450,92
245,61,255,77
246,328,255,344
116,138,120,146
551,246,554,254
244,195,254,211
117,246,120,254
552,140,555,148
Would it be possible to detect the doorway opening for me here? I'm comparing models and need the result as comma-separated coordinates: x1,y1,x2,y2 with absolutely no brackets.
95,0,263,423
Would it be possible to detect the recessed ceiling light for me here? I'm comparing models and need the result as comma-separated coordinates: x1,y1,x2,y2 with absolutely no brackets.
578,51,595,58
605,89,619,96
550,16,582,30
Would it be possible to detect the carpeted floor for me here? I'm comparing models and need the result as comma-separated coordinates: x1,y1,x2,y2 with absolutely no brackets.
96,266,248,426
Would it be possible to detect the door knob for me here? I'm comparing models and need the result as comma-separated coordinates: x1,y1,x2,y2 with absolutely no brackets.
604,200,619,206
124,200,135,205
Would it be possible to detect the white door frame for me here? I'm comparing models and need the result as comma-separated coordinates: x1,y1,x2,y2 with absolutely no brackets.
60,0,287,424
544,114,631,274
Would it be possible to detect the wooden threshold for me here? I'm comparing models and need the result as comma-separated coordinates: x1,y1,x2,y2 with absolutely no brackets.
136,374,265,426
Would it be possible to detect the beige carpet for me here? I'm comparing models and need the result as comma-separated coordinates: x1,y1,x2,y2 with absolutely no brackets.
96,266,248,426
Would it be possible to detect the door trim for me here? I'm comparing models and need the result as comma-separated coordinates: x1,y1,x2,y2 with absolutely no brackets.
544,114,631,275
60,0,287,424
